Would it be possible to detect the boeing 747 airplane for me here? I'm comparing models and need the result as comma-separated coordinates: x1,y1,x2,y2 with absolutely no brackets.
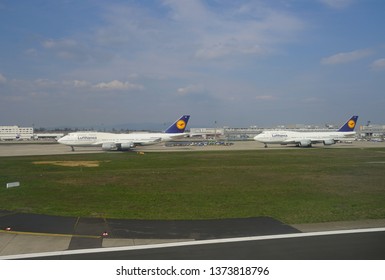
254,115,358,148
58,115,190,151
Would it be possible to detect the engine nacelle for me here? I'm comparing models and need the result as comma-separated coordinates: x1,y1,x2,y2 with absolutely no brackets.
120,142,135,150
298,139,312,147
323,139,335,145
102,142,117,151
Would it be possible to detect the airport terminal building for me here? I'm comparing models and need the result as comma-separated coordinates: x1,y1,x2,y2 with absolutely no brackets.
359,124,385,141
1,123,385,142
0,126,63,141
0,126,34,140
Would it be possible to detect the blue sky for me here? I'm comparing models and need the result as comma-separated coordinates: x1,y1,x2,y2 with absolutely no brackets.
1,0,384,129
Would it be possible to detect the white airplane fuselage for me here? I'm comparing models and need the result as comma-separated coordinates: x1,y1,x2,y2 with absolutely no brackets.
58,131,186,149
57,115,190,151
254,115,358,148
254,130,356,147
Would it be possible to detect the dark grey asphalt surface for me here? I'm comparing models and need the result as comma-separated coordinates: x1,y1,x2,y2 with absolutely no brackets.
0,210,299,250
0,210,299,238
30,231,385,260
2,210,385,260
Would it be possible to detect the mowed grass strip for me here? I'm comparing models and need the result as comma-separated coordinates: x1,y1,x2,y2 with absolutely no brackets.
0,148,384,224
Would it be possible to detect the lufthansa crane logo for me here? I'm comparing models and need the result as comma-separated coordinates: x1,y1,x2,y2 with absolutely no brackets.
176,120,186,130
348,119,356,129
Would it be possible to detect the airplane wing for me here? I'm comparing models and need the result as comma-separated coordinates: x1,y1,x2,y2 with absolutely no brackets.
167,133,189,139
289,138,336,147
132,138,162,146
100,138,162,151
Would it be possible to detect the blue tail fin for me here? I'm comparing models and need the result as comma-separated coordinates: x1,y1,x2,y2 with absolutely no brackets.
165,115,190,133
338,115,358,132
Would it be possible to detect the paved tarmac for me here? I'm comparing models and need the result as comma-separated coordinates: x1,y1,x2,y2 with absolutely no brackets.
1,208,385,259
1,212,385,259
0,210,301,258
26,229,385,260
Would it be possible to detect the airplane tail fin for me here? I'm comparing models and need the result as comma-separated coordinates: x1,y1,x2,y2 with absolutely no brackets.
338,115,358,132
165,115,190,133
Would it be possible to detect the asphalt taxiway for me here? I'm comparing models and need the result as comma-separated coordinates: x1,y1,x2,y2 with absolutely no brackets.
0,211,300,258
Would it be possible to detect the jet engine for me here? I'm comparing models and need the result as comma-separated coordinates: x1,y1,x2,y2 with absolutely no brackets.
323,139,335,145
102,142,118,151
298,139,312,147
119,142,135,150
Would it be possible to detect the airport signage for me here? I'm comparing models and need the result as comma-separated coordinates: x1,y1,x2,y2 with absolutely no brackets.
6,182,20,188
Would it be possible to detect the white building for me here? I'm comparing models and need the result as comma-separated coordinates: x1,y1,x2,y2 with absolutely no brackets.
0,126,34,140
359,124,385,140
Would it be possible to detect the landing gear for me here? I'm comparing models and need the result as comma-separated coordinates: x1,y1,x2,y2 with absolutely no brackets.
71,146,75,152
264,143,268,148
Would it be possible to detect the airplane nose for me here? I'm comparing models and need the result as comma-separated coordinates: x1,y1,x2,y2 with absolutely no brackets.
254,133,265,141
57,136,67,144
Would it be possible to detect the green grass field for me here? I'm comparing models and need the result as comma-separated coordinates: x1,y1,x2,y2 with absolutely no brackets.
1,148,385,224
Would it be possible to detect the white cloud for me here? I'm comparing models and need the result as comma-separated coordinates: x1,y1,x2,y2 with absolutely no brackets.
195,36,270,59
41,38,107,63
61,80,90,88
93,80,144,90
162,0,209,22
98,1,304,63
0,73,7,83
370,58,385,70
34,78,58,87
191,6,304,59
177,84,204,96
42,39,81,60
73,80,89,87
321,49,373,65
